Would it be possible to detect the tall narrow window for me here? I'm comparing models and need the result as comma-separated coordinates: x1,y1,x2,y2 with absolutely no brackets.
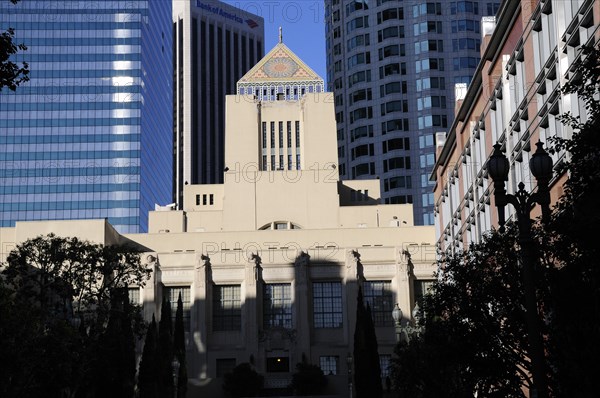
233,33,239,79
320,356,339,375
279,121,284,148
263,284,292,329
414,279,434,305
262,122,267,149
270,122,275,148
363,281,393,326
380,355,391,379
165,286,191,330
313,282,343,328
128,287,140,305
213,285,241,331
295,121,300,147
271,155,276,171
287,121,292,148
241,34,247,72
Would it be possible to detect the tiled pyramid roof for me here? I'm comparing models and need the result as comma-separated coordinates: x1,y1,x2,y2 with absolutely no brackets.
238,42,323,85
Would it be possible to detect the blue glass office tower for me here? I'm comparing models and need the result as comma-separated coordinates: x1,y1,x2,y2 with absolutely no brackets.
0,0,172,233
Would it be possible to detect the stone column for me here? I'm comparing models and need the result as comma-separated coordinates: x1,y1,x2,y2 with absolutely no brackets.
395,248,414,325
293,251,311,364
244,253,262,370
344,249,360,352
142,253,159,320
193,253,210,379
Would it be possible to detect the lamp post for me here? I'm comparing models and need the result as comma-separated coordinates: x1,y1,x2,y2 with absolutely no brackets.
391,304,403,343
488,141,552,398
171,357,180,398
392,303,424,344
346,353,353,398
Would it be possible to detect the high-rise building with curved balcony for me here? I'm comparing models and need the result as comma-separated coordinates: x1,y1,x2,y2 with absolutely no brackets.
325,0,500,225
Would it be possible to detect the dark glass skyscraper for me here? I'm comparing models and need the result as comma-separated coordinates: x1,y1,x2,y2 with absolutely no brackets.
325,0,500,225
0,0,173,233
172,0,264,208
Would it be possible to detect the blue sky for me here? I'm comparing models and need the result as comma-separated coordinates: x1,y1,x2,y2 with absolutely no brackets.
224,1,328,80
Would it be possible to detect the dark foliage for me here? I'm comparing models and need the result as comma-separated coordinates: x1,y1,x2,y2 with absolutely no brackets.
157,296,174,398
391,225,532,398
92,289,137,398
0,234,149,398
353,286,382,398
1,0,29,91
138,315,159,398
290,361,328,396
390,44,600,398
543,44,600,398
364,304,383,397
174,294,188,397
222,362,264,398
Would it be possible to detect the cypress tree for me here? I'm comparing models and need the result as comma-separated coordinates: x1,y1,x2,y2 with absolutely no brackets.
354,287,383,398
173,293,188,397
157,296,174,398
353,286,368,398
120,291,137,397
138,315,158,398
93,288,136,398
365,303,382,398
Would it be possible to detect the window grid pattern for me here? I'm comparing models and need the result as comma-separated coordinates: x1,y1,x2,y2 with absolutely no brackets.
313,282,343,328
213,285,242,331
128,287,140,305
320,356,339,375
0,1,173,233
380,354,391,379
326,0,500,225
363,281,393,326
414,279,435,304
166,286,191,330
263,283,292,329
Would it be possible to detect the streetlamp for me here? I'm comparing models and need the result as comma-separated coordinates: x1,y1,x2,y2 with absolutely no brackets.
392,303,424,344
391,304,403,343
488,141,552,398
171,357,180,398
346,353,353,398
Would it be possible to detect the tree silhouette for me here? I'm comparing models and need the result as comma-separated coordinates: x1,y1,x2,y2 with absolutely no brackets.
1,0,29,91
157,296,174,397
290,360,328,396
138,315,159,398
173,294,188,397
544,43,600,397
223,363,263,398
390,225,531,397
0,234,148,397
353,286,382,398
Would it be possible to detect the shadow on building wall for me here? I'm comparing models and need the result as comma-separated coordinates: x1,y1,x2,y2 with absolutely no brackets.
143,246,405,397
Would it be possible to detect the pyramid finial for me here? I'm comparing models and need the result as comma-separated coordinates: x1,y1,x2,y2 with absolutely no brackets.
279,26,282,43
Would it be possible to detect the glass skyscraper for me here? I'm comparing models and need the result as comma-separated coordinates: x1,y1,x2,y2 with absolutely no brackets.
172,0,264,208
325,0,500,225
0,0,173,233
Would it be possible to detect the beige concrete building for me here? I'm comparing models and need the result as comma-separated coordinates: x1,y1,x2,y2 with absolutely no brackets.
431,0,599,254
0,41,436,397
